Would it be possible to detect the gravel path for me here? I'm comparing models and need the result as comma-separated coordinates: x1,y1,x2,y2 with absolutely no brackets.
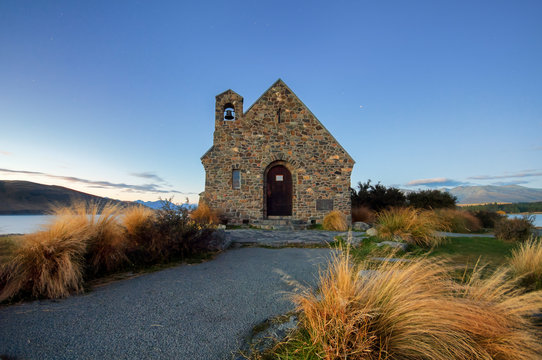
0,247,333,360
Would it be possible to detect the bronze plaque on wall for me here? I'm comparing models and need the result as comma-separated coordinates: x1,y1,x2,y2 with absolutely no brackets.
316,199,333,211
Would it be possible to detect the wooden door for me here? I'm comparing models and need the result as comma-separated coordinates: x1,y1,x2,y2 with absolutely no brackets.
266,165,292,216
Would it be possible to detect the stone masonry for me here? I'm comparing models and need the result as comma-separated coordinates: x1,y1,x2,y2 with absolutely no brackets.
200,79,355,225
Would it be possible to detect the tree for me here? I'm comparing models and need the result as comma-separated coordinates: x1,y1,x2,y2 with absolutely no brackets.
406,189,457,209
351,180,406,212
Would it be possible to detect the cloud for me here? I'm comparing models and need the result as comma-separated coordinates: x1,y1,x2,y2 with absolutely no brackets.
130,172,166,183
0,151,12,156
468,170,542,180
406,177,466,187
0,168,195,195
491,181,530,186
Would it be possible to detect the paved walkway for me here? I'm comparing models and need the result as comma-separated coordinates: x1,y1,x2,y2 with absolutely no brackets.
0,247,333,360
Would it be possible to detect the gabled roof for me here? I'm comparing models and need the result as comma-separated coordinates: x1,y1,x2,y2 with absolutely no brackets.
245,79,355,164
215,88,242,98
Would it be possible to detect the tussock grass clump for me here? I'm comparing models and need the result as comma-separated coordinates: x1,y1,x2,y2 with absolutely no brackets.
123,205,155,237
509,236,542,290
323,211,348,231
436,208,482,233
495,216,535,242
376,207,445,247
0,216,88,301
292,248,542,360
351,206,375,223
190,202,219,225
52,202,128,277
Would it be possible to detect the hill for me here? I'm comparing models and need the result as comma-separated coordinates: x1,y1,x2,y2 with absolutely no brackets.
135,200,197,210
448,185,542,204
0,180,129,214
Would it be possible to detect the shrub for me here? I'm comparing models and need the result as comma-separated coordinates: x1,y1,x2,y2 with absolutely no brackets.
152,199,213,260
0,215,88,301
322,210,348,231
376,207,446,247
470,209,505,229
509,236,542,290
292,249,542,360
436,208,482,233
495,216,535,242
351,180,406,212
406,189,457,209
190,202,219,225
351,205,375,223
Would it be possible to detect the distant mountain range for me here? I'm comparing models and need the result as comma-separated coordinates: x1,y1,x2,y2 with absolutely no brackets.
135,200,196,210
1,180,541,214
447,185,542,204
0,180,131,215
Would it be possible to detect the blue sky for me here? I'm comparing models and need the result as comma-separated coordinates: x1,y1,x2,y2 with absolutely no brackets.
1,0,541,203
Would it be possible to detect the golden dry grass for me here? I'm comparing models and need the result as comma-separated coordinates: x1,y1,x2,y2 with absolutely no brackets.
376,207,446,247
509,236,542,290
323,211,349,231
293,247,542,360
435,208,482,233
0,215,88,301
190,202,219,225
122,205,155,237
352,206,375,223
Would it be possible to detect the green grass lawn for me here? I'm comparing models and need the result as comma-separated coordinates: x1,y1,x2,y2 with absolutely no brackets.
424,236,517,268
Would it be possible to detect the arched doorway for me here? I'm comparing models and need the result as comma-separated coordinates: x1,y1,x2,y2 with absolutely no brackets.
266,164,293,216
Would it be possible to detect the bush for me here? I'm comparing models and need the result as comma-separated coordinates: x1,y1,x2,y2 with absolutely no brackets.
190,202,219,225
351,180,406,212
0,216,88,301
0,200,219,302
470,209,505,229
322,210,348,231
376,207,446,247
291,249,542,359
509,236,542,290
495,216,535,242
351,205,375,223
152,199,213,260
406,189,457,209
436,208,482,233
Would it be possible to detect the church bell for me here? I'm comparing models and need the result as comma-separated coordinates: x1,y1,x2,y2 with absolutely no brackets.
224,109,234,120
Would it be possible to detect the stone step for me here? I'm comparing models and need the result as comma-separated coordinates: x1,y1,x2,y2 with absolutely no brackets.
252,218,308,230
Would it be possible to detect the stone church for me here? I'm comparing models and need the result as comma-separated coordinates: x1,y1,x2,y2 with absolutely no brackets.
200,79,355,226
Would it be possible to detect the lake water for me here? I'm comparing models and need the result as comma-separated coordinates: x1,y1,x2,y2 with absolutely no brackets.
507,213,542,227
1,213,541,235
0,215,58,235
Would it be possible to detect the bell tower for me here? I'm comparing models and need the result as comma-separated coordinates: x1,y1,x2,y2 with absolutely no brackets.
214,89,243,129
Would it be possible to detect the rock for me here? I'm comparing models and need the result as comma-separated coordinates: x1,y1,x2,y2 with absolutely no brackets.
217,224,226,230
205,229,231,251
239,314,299,358
376,241,408,252
353,222,371,231
366,227,378,236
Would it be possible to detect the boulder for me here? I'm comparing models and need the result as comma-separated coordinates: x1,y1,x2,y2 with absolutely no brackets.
376,241,409,252
353,222,371,231
366,227,378,236
205,229,231,251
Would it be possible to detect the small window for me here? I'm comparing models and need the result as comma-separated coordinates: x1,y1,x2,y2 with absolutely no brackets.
232,169,241,189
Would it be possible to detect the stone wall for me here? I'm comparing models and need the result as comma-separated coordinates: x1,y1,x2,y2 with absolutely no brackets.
201,79,355,224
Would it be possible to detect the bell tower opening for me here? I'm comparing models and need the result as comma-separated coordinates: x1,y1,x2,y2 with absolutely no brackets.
223,103,235,121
